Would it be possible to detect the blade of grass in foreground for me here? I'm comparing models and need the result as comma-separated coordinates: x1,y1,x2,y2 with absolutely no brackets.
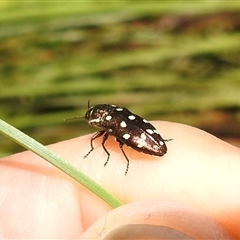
0,118,123,208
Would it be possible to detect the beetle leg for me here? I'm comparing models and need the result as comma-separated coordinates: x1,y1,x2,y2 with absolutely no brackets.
84,130,105,158
101,132,111,167
116,139,130,175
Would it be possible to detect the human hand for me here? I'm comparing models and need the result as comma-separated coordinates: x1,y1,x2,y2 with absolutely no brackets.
0,121,239,238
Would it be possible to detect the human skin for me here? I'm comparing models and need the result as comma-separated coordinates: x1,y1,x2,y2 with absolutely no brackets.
0,121,240,238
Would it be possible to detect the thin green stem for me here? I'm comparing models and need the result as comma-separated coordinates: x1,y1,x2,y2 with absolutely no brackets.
0,119,123,208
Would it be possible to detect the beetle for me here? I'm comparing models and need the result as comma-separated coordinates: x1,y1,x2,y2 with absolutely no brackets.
83,104,171,175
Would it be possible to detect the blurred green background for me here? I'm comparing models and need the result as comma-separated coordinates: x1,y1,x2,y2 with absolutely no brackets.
1,1,240,157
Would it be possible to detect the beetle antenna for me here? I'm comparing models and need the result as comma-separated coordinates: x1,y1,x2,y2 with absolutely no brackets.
64,116,84,121
88,99,91,109
65,99,91,121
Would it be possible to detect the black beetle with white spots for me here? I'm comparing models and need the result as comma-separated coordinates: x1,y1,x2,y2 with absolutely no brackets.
83,104,171,175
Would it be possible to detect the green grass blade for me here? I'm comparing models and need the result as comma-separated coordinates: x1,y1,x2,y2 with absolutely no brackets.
0,118,123,208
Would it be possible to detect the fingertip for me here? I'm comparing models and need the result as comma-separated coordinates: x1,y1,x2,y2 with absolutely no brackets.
80,200,234,239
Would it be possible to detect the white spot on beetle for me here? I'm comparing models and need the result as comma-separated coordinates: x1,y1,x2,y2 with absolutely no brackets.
128,115,136,120
136,140,145,148
153,129,159,134
116,108,123,111
159,141,165,146
90,118,100,123
123,133,130,140
154,145,159,150
146,129,154,134
143,119,148,123
120,121,127,128
108,129,113,133
105,115,112,121
141,133,147,140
